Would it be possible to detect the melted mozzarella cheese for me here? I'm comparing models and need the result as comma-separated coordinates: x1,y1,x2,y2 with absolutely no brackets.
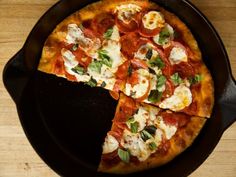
110,25,120,41
159,84,192,111
125,69,150,99
121,129,151,161
66,24,92,45
102,134,119,154
169,47,188,65
132,106,149,131
102,40,124,70
154,128,163,145
142,11,165,30
116,4,141,24
88,64,116,90
153,23,174,47
155,116,177,140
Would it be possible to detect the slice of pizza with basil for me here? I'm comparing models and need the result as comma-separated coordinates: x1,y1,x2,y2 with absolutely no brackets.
98,93,206,174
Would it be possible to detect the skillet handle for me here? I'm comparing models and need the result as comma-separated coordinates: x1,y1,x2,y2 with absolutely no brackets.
220,76,236,131
3,49,30,104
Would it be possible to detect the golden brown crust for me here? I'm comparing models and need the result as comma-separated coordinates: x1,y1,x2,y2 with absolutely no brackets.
98,93,206,174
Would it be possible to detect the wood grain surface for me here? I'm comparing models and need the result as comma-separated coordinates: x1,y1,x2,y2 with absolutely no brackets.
0,0,235,176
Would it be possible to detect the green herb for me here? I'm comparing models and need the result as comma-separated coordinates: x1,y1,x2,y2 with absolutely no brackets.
71,43,78,51
158,28,170,45
130,91,136,97
79,24,84,30
144,125,157,135
189,74,202,84
101,81,106,88
98,50,112,67
141,130,153,142
118,148,130,163
171,73,183,86
84,77,97,87
103,28,113,39
130,121,139,133
71,66,85,75
126,117,135,124
88,61,102,73
145,49,153,59
149,142,157,150
128,66,133,77
148,56,165,69
148,90,163,103
156,75,166,90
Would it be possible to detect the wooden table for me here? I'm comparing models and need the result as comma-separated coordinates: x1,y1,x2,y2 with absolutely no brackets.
0,0,235,176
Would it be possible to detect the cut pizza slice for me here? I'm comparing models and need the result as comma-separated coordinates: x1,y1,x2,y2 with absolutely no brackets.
98,93,206,174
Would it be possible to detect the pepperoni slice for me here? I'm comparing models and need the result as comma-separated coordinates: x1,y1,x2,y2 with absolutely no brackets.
91,13,115,36
139,21,161,37
115,18,139,33
115,60,130,80
161,111,178,126
162,79,175,99
173,62,195,78
53,54,65,75
72,48,92,68
131,58,148,69
109,91,120,100
120,32,147,59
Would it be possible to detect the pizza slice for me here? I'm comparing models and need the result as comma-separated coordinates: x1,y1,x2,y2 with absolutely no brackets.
98,93,206,174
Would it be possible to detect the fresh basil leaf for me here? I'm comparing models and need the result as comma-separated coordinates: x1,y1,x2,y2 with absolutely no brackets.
98,50,112,67
189,74,202,84
128,66,132,77
84,77,97,87
130,121,139,133
144,125,157,135
156,75,166,89
71,66,85,75
88,61,102,73
149,142,157,150
118,148,130,163
148,90,163,103
126,117,135,124
145,49,153,59
103,28,113,39
130,91,136,97
148,56,165,69
171,73,183,86
101,81,106,88
71,43,79,51
141,130,153,142
158,28,170,45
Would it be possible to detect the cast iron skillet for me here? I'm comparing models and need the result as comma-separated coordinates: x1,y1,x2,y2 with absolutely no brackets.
3,0,236,176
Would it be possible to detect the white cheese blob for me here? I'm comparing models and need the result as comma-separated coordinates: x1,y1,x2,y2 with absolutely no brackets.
102,40,124,70
125,69,150,99
154,128,164,144
66,24,92,46
132,106,149,131
116,4,141,24
142,11,165,30
153,23,174,47
121,129,151,161
102,134,119,154
169,47,188,65
110,25,120,41
159,84,192,111
155,116,177,140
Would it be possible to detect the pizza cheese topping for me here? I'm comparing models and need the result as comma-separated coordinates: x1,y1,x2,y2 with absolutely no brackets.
142,11,165,30
102,134,119,154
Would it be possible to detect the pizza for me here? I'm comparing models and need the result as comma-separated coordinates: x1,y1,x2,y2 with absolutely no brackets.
98,93,206,174
38,0,214,174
